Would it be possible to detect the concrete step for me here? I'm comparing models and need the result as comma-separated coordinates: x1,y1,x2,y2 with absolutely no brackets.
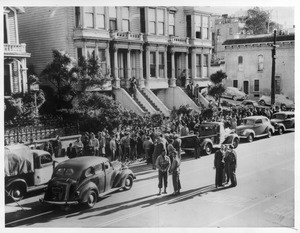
140,89,161,112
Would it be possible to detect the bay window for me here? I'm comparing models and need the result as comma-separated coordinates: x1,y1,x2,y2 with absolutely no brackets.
169,12,175,35
149,8,156,34
195,15,201,39
109,7,117,31
122,7,130,31
157,9,164,35
96,7,105,29
84,7,94,28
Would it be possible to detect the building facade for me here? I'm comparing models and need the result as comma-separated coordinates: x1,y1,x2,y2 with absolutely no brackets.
3,7,30,97
223,34,295,100
18,6,214,115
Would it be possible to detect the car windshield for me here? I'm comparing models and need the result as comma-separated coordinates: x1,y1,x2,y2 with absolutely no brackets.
273,114,286,120
243,119,255,125
54,167,81,179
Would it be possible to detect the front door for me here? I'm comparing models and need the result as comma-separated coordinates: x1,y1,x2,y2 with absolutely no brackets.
243,81,249,94
34,153,54,185
104,161,114,191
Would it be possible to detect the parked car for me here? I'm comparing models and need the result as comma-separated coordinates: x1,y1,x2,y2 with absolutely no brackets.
181,122,240,155
222,87,248,101
236,116,275,142
270,111,295,134
240,100,259,108
259,94,295,109
40,156,135,208
5,144,67,202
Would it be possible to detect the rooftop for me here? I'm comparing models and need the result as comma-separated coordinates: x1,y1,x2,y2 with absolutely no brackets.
223,34,294,45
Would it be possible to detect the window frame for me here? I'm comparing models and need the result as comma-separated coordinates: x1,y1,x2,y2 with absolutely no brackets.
168,12,175,36
254,79,260,92
258,54,264,71
122,7,130,31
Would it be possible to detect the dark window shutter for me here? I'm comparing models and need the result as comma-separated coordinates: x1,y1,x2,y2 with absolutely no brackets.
186,15,191,37
140,8,145,33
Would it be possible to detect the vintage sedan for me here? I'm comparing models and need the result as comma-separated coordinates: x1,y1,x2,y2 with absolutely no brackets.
259,94,295,109
40,156,135,208
270,111,295,134
222,87,248,101
236,116,275,142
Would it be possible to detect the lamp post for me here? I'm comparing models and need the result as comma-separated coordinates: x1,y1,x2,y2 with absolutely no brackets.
271,29,278,105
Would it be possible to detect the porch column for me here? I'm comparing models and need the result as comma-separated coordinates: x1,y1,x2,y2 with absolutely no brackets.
200,52,204,78
170,49,176,87
191,49,196,82
145,46,150,87
208,49,212,78
185,51,189,81
139,50,145,88
155,50,159,78
164,50,167,80
126,49,131,89
113,47,120,88
21,58,28,93
105,44,111,76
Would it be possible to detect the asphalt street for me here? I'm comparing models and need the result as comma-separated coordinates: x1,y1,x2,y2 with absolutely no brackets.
5,131,295,228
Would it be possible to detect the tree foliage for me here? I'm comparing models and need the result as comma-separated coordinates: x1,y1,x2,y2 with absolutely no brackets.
208,70,227,106
41,49,79,109
244,7,272,34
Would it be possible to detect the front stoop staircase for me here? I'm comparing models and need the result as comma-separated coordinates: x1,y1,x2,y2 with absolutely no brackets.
132,96,150,114
140,89,162,113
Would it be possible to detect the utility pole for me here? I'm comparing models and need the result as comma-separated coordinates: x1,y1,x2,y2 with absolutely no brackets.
271,29,277,105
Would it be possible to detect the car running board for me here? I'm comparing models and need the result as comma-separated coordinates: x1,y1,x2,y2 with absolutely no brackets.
98,188,120,198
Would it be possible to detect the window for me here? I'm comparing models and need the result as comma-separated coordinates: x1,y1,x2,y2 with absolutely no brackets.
229,27,233,35
159,52,164,78
96,7,105,29
186,15,191,37
217,29,220,36
254,80,259,92
122,7,130,31
84,7,94,28
98,48,106,70
255,119,262,124
238,56,243,71
150,52,156,77
169,12,175,35
40,154,53,165
202,16,209,39
258,54,264,71
196,54,201,77
75,7,81,28
195,15,201,39
86,48,95,59
149,8,156,34
233,80,238,88
109,7,117,31
157,9,164,35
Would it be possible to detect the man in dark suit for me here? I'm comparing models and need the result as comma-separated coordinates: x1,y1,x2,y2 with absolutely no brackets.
214,144,226,188
225,145,237,187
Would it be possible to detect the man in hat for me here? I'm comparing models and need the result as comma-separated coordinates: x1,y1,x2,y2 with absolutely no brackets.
156,149,171,195
169,147,181,195
225,145,237,187
214,144,226,188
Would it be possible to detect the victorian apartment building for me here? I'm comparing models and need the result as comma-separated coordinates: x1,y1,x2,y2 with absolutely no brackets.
3,7,30,97
17,6,213,116
223,34,295,100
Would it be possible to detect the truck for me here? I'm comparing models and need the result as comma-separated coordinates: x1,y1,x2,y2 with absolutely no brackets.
180,122,240,155
5,144,67,202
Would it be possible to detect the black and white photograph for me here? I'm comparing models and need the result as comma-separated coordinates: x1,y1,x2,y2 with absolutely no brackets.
1,0,298,231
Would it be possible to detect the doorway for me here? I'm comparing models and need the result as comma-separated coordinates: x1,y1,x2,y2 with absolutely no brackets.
243,81,249,94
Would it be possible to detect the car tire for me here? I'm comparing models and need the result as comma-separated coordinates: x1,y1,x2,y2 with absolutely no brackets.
232,138,239,149
204,143,213,155
7,185,25,202
278,127,284,135
267,129,272,138
123,175,133,191
259,100,266,106
247,134,254,143
85,190,97,208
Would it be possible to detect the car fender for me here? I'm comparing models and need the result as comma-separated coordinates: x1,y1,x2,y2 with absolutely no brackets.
201,138,213,150
276,123,286,131
224,133,239,144
78,182,99,203
5,178,28,193
113,169,134,188
242,129,255,138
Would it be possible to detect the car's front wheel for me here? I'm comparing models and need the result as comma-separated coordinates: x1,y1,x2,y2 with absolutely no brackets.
85,190,97,208
123,175,133,191
278,127,284,135
247,133,254,142
7,185,25,202
232,138,239,149
204,143,213,155
267,129,272,138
